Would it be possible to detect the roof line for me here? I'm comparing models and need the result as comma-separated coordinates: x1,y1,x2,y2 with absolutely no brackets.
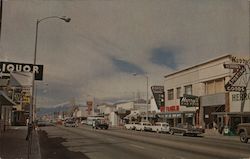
164,54,232,78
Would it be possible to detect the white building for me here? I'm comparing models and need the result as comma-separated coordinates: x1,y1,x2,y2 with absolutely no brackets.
97,104,117,126
164,54,250,129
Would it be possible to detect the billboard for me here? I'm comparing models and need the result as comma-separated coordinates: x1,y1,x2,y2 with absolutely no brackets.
0,62,43,80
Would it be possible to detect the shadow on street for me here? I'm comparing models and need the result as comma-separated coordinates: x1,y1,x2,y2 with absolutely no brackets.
39,130,90,159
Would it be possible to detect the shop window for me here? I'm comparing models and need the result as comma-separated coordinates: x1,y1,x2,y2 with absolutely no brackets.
176,87,181,99
167,89,174,100
215,78,224,93
184,85,192,95
205,78,225,95
206,80,215,95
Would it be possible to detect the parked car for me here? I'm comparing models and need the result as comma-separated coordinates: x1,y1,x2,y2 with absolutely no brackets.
124,122,139,130
135,122,152,131
237,123,250,143
151,122,170,133
170,123,205,136
81,120,87,125
64,120,78,127
93,119,109,130
37,120,53,127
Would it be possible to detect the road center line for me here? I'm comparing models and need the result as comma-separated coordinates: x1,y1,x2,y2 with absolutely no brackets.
130,144,145,149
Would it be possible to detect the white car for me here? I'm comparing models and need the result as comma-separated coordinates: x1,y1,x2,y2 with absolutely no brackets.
135,122,152,131
151,122,170,133
124,122,139,130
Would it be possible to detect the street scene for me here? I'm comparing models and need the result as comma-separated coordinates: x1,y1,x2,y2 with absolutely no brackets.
1,0,250,159
37,125,250,159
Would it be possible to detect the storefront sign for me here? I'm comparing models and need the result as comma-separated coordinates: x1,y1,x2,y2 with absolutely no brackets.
151,86,165,109
231,92,250,101
0,62,43,80
160,105,179,112
180,94,199,107
224,63,246,92
231,56,250,65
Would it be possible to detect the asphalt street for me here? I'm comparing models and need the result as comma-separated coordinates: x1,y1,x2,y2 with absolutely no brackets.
38,125,250,159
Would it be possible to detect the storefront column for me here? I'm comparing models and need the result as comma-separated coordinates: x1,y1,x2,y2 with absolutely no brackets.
199,106,205,128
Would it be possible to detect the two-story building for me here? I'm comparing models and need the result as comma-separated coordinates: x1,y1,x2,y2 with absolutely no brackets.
164,54,250,130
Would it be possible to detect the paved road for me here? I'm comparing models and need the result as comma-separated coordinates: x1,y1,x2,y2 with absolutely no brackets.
38,125,250,159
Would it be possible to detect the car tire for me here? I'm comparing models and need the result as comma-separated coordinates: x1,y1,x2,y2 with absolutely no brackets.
240,132,248,143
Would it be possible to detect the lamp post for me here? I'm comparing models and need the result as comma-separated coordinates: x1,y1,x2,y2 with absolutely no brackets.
133,73,149,121
30,16,71,123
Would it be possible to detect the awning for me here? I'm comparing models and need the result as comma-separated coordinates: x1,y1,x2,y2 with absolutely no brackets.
0,91,16,106
211,112,250,116
124,111,140,119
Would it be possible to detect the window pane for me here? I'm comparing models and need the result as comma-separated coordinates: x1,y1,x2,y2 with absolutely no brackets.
167,89,174,100
176,87,181,99
185,85,192,95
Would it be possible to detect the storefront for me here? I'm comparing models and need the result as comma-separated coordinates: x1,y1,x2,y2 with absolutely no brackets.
0,91,16,132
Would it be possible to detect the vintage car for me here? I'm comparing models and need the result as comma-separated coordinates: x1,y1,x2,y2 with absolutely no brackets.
237,123,250,143
64,120,78,127
170,123,205,136
151,122,170,133
124,122,139,130
135,122,152,131
93,119,109,130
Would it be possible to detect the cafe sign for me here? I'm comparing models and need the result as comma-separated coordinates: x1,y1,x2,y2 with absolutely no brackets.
180,94,199,107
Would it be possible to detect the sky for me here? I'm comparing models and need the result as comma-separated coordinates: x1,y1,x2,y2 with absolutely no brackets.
0,0,249,107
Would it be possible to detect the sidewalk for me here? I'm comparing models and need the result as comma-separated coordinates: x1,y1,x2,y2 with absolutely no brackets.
0,126,41,159
203,129,239,141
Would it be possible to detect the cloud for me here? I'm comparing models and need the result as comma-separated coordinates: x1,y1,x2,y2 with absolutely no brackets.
150,47,178,69
111,57,145,74
1,0,249,107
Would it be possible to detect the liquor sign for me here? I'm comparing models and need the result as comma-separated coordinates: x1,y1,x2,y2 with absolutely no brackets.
180,94,199,107
0,62,43,80
151,86,165,109
223,63,246,92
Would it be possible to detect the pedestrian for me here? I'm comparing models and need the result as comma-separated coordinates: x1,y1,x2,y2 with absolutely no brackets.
26,118,29,126
92,120,96,130
213,121,217,131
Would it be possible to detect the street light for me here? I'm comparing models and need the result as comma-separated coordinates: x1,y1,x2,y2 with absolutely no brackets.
30,16,71,123
133,73,149,121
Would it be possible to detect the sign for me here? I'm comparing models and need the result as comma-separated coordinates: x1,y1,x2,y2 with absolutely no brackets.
180,94,199,107
223,63,246,92
160,105,179,112
0,62,43,80
151,86,165,109
151,86,164,93
223,64,242,69
231,56,250,65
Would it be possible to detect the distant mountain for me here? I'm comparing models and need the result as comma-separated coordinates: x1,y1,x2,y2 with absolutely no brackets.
37,104,74,116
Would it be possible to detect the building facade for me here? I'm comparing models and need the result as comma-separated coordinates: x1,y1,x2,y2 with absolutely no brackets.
164,54,250,130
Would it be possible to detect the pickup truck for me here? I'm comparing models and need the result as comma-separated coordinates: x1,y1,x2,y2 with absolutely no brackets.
237,123,250,143
169,123,205,136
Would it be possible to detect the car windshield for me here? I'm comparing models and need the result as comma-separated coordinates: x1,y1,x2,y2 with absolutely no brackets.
1,1,249,159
